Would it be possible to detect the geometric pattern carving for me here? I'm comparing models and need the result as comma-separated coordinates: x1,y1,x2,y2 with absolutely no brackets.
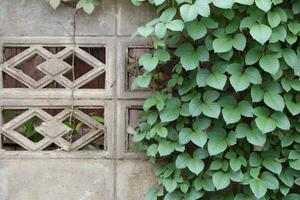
1,108,105,151
38,59,71,76
1,45,106,89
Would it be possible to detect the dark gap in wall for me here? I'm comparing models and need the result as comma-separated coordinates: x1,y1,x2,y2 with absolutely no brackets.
127,107,143,150
43,80,65,88
127,47,151,91
80,47,106,64
3,72,28,88
43,46,66,54
79,73,105,89
3,47,29,61
42,109,64,116
63,54,94,80
13,115,45,143
14,53,46,81
62,108,105,150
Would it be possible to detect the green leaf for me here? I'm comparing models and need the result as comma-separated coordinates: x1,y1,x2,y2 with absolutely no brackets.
83,2,95,14
230,158,242,172
180,4,198,22
244,67,262,84
144,98,156,111
137,26,154,37
268,11,281,28
212,172,230,190
250,153,262,167
188,158,204,175
196,68,209,87
262,158,282,175
157,126,168,138
250,178,267,199
160,8,176,23
282,48,298,68
235,0,254,5
160,98,181,122
155,23,167,38
284,194,300,200
213,38,233,53
261,171,279,190
212,0,235,9
154,50,170,62
238,100,253,117
230,74,250,92
264,92,285,111
147,144,158,157
158,140,174,156
222,107,241,124
180,0,210,22
154,0,165,6
197,46,209,62
194,0,211,17
250,24,272,44
203,90,220,102
208,138,227,155
271,112,290,130
166,20,184,31
246,48,262,65
293,2,300,14
202,102,221,119
190,130,208,147
176,153,190,169
49,0,60,9
131,74,152,89
251,85,264,102
247,128,266,146
189,97,202,117
180,52,200,71
232,33,247,51
140,53,159,72
145,188,158,200
255,0,272,12
259,55,280,75
179,128,192,145
288,22,300,35
255,116,276,133
207,72,227,90
289,159,300,170
186,21,207,40
162,178,177,193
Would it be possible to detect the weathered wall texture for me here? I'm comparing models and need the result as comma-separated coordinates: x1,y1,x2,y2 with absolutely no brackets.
0,0,156,200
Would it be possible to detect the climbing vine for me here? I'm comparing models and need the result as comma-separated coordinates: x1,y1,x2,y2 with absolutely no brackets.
49,0,300,199
130,0,300,200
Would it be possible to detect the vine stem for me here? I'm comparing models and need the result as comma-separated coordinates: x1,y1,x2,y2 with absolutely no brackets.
67,9,77,150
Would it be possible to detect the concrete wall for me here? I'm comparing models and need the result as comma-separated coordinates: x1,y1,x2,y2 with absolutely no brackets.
0,1,156,200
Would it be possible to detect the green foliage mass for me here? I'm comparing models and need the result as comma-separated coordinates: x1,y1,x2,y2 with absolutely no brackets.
131,0,300,199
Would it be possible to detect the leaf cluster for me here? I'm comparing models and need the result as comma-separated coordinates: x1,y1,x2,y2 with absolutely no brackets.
131,0,300,199
49,0,100,14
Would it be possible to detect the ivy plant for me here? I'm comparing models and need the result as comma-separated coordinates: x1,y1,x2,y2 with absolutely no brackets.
130,0,300,199
49,0,100,14
48,0,300,199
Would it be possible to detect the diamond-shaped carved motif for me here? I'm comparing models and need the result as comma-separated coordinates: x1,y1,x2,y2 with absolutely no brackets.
1,109,105,151
35,119,71,138
2,45,106,89
37,59,71,76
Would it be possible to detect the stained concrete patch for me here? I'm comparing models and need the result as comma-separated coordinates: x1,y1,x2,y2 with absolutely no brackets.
0,159,114,200
0,0,115,36
116,160,156,200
